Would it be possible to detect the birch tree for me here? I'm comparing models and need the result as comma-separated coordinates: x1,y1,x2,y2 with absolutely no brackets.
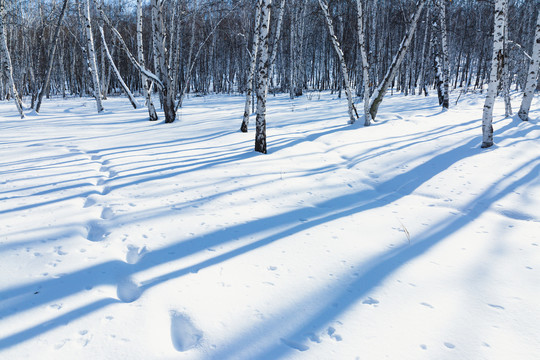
481,0,507,148
255,0,272,154
518,10,540,122
318,0,358,124
356,0,371,126
241,0,262,133
35,0,69,113
80,0,104,113
98,26,138,109
268,0,286,86
368,0,427,121
436,0,449,109
0,0,24,118
137,0,158,121
151,0,176,123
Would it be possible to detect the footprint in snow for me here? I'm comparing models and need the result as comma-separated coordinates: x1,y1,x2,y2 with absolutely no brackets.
444,342,455,349
170,311,203,352
83,197,97,208
100,207,114,220
126,245,148,264
86,221,109,242
116,278,141,303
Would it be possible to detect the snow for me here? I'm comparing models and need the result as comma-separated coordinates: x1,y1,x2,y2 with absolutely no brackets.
0,91,539,359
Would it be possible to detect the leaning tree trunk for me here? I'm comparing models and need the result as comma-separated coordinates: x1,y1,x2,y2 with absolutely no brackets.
151,0,175,123
319,0,358,124
241,0,262,133
255,0,272,154
99,26,138,109
137,0,157,121
356,0,372,126
518,10,540,121
81,0,103,113
481,0,507,148
35,0,69,113
0,0,24,118
369,0,427,121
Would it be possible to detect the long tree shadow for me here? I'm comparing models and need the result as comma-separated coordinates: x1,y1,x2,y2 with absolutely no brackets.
0,112,536,351
212,157,540,359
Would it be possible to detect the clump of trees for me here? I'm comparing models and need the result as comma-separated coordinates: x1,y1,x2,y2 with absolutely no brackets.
0,0,538,151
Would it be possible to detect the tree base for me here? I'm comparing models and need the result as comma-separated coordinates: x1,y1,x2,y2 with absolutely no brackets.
481,141,493,148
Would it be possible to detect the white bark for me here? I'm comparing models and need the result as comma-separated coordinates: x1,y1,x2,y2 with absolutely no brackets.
255,0,272,154
502,9,512,117
481,0,507,148
82,0,103,113
177,0,198,110
417,6,430,97
137,0,158,121
97,3,164,90
518,11,540,121
318,0,358,124
0,0,24,118
35,0,69,113
369,0,426,120
356,0,371,126
99,26,138,109
268,0,285,86
241,0,262,133
437,0,449,109
151,0,176,123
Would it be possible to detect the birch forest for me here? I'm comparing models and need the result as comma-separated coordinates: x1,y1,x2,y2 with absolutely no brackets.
0,0,539,148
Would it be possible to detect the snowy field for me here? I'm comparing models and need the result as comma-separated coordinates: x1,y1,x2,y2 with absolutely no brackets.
1,91,539,360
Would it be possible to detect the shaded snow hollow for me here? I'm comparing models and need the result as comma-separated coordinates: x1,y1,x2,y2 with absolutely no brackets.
0,91,539,359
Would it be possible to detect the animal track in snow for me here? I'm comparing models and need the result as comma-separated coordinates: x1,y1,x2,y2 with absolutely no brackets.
362,297,379,305
327,327,342,341
444,342,455,349
170,311,203,352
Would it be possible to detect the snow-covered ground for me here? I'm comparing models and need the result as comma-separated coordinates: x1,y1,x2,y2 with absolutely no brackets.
0,91,539,360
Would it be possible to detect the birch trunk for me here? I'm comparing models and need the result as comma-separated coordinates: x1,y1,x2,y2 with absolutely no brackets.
177,1,197,110
318,0,358,124
518,11,540,121
35,0,69,113
420,11,431,97
241,0,262,133
99,26,138,108
255,0,272,154
437,0,449,109
137,0,158,121
98,6,164,90
369,0,427,121
481,0,507,148
268,0,285,87
0,0,24,118
502,9,512,117
151,0,176,123
356,0,372,126
82,0,103,113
